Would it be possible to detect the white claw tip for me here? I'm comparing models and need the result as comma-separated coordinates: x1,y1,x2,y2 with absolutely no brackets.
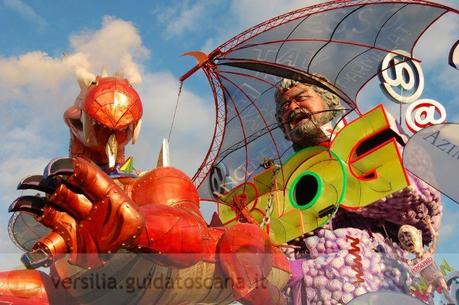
156,138,171,167
106,134,118,169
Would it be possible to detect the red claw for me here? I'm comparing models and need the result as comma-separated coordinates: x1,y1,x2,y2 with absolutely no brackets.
29,157,144,269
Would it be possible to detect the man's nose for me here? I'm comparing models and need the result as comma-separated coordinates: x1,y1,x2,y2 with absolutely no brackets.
287,99,300,112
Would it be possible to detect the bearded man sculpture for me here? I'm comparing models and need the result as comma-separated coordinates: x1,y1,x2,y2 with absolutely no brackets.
274,77,344,150
274,77,448,305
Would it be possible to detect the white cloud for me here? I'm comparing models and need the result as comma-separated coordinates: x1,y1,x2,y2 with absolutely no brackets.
415,13,459,67
0,217,28,268
153,0,458,63
127,71,212,175
153,0,220,37
435,65,459,97
139,72,211,133
229,0,321,29
0,16,211,257
411,9,459,114
228,0,458,30
0,19,155,216
0,0,458,261
438,203,459,252
0,156,51,203
436,0,459,9
450,102,459,122
3,0,47,30
0,52,88,103
200,0,316,52
153,0,319,49
69,16,149,82
0,123,58,158
0,14,210,183
0,17,148,108
0,14,212,185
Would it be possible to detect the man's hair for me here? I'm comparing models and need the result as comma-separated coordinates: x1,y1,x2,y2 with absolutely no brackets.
274,78,344,128
398,224,421,239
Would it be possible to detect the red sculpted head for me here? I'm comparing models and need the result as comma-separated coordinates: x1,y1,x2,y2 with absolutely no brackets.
64,73,143,167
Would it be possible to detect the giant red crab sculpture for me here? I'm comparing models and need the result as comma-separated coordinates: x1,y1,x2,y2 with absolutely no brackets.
0,72,290,305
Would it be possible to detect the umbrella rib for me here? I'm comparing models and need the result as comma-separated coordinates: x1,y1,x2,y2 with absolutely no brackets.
274,15,311,63
333,4,408,84
219,74,284,169
219,70,279,125
306,5,365,72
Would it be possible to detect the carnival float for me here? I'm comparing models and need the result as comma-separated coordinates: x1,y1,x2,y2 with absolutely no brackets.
0,1,459,305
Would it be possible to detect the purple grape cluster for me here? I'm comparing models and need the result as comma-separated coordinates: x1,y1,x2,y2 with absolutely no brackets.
290,174,442,305
295,228,411,305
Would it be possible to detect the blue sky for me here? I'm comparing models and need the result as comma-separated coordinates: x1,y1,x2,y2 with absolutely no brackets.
0,0,458,272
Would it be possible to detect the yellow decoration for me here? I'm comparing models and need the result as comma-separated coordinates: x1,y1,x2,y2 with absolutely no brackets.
219,146,346,244
218,104,409,243
120,156,135,173
330,105,409,209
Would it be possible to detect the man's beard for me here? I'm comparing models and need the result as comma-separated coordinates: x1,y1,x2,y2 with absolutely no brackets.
287,120,330,148
286,110,333,148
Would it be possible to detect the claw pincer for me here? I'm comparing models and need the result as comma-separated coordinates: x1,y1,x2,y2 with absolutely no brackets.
3,69,292,304
12,157,144,269
9,196,45,216
43,157,74,178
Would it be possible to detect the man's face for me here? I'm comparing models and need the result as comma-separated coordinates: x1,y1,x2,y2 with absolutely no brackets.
398,226,423,253
278,83,329,146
